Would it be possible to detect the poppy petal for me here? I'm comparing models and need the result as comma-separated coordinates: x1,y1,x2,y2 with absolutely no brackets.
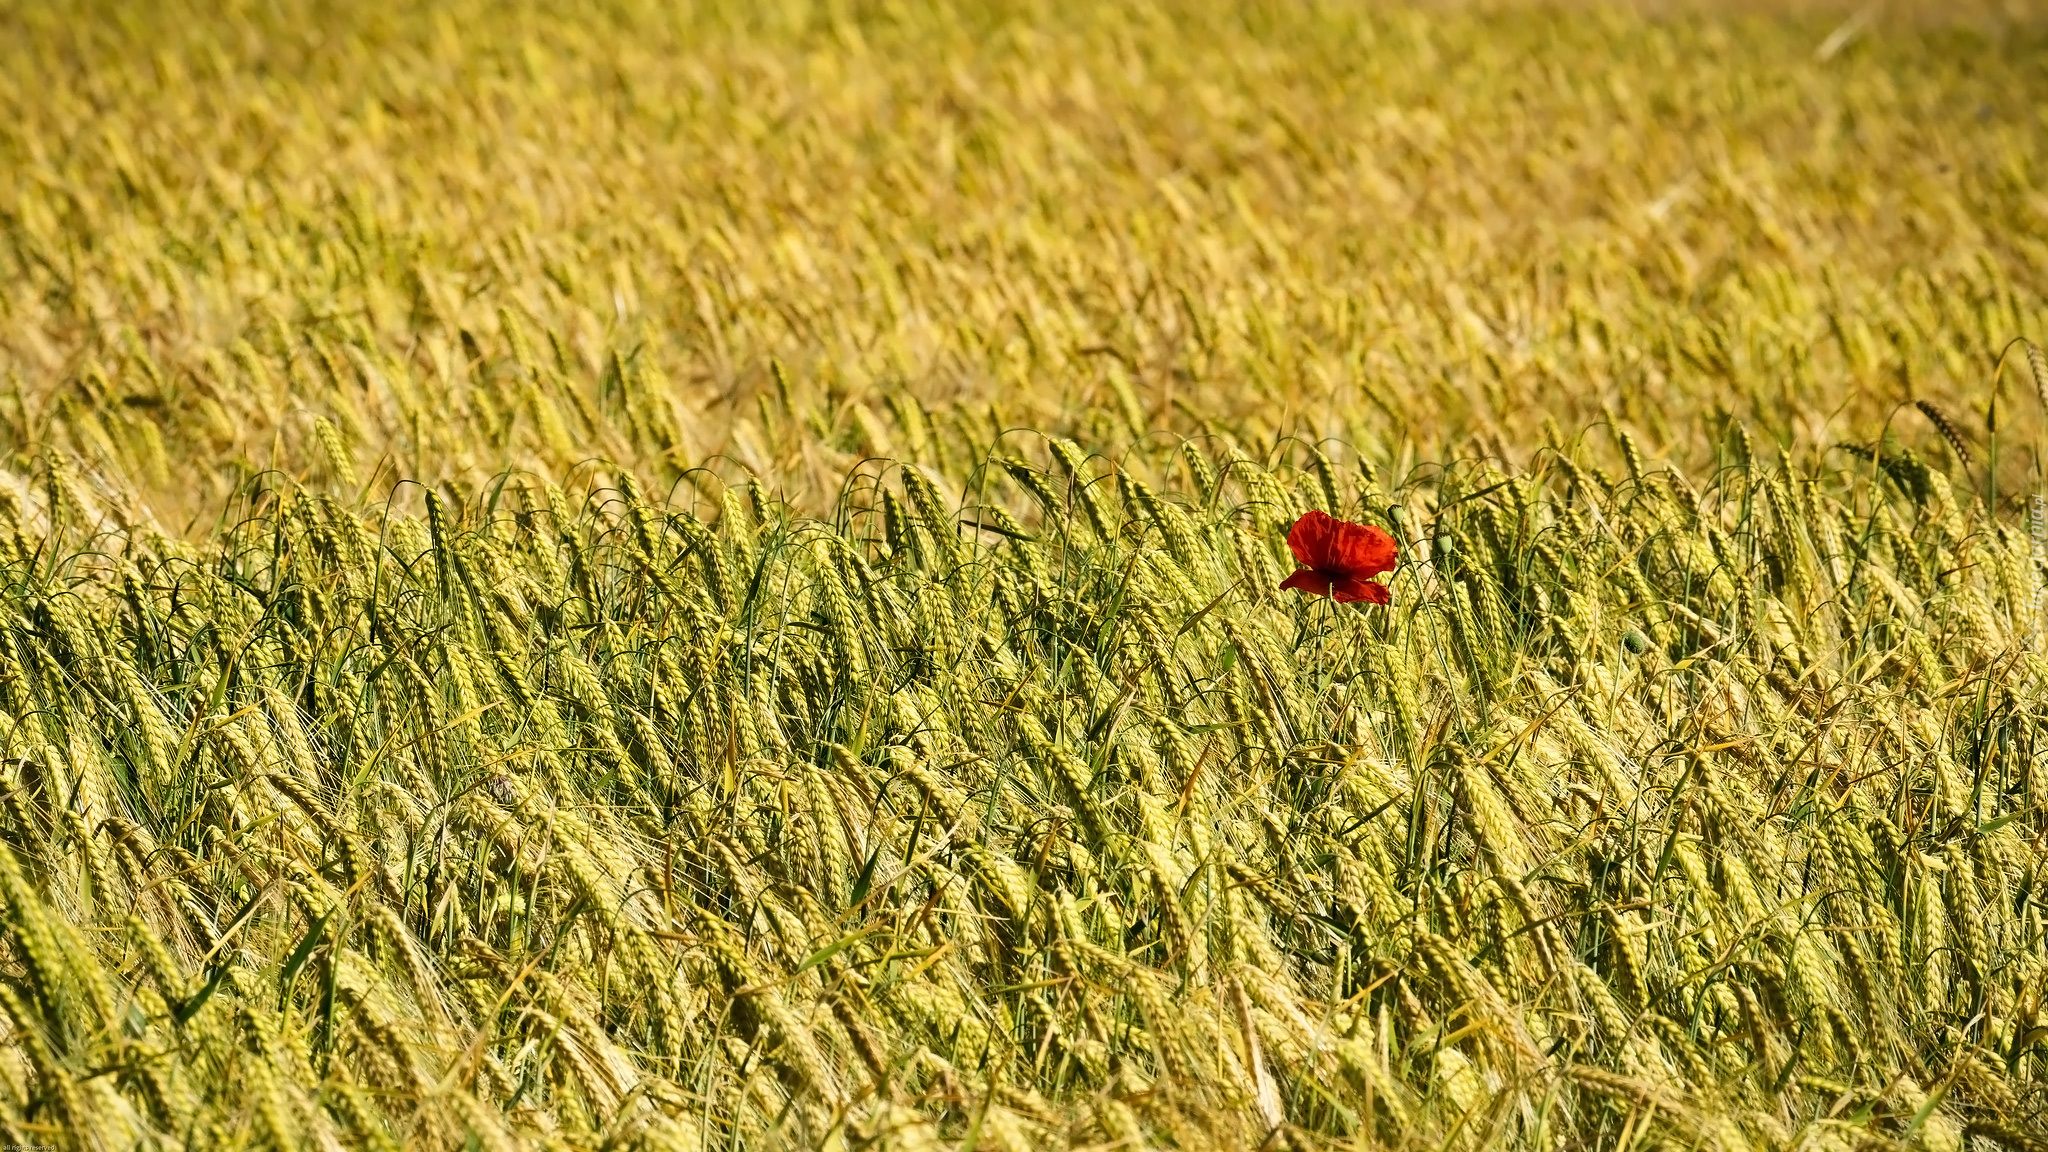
1278,567,1336,599
1328,574,1391,604
1285,511,1337,569
1334,522,1398,578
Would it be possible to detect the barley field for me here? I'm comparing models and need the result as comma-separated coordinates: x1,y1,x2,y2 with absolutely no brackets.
1,1,2046,1149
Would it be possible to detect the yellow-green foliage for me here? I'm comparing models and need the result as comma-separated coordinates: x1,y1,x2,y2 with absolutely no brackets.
0,2,2046,1150
3,0,2046,518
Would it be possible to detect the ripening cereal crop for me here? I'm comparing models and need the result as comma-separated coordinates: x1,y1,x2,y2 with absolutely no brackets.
0,1,2044,1149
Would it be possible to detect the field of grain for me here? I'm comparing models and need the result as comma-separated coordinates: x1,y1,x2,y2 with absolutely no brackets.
1,1,2046,1149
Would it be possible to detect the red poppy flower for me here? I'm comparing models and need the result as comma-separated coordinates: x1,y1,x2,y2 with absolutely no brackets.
1278,510,1397,604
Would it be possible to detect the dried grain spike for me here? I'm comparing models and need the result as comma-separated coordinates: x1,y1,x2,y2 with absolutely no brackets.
1915,399,1973,468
